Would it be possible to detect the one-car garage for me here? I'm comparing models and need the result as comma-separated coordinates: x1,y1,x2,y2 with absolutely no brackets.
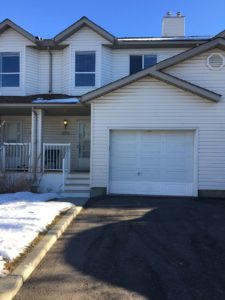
109,130,196,196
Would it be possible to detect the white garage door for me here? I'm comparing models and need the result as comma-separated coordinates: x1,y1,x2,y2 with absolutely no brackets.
109,130,195,196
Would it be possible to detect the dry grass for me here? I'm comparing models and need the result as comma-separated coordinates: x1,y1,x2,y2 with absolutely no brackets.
0,173,35,194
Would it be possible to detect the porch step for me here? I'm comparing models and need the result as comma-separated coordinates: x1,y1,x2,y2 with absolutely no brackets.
64,185,89,192
65,178,89,185
63,172,90,198
66,172,90,179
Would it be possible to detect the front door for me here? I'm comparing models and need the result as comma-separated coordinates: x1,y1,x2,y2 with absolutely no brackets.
77,121,90,170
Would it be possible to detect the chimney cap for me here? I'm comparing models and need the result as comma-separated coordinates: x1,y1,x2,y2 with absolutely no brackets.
166,11,173,17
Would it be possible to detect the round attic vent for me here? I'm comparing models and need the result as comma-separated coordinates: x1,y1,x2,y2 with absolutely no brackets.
207,53,224,70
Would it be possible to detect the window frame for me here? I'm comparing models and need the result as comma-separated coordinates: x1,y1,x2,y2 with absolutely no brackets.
3,121,23,143
75,51,96,87
129,54,157,75
143,54,157,69
0,52,20,88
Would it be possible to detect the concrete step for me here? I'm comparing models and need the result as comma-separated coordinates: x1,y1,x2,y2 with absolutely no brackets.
64,185,90,192
67,173,90,179
65,178,90,185
63,172,90,198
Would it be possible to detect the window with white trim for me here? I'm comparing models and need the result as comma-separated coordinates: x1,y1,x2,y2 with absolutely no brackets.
130,54,157,75
0,52,20,87
75,51,95,87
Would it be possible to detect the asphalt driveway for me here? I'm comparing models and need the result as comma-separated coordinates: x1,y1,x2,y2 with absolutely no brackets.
15,196,225,300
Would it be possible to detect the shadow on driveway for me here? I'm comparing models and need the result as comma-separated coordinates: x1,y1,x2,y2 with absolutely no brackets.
64,196,225,300
15,196,225,300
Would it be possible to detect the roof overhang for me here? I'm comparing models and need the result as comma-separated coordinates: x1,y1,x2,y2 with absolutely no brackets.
0,103,85,108
28,44,69,50
0,103,90,116
108,39,209,49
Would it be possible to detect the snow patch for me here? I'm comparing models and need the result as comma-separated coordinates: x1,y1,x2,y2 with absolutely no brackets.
0,192,73,277
0,192,59,204
32,98,80,104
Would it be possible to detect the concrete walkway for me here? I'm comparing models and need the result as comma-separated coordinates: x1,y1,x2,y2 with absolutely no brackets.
15,196,225,300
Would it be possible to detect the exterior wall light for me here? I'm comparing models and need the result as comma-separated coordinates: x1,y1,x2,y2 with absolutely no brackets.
64,120,68,129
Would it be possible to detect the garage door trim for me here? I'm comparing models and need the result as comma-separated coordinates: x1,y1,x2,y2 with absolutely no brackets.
106,127,198,197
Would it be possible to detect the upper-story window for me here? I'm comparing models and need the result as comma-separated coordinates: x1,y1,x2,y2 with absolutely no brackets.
0,52,20,87
75,51,95,87
130,54,157,75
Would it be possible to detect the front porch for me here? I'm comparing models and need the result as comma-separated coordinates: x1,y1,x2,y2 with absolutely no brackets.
0,103,91,196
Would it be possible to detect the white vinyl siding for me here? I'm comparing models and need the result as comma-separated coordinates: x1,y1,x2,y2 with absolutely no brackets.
52,50,63,94
166,48,225,98
62,46,70,94
91,77,225,192
38,51,49,94
26,49,63,95
101,46,112,85
26,47,39,94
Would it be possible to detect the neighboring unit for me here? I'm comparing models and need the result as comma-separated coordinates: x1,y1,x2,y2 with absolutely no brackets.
0,12,225,198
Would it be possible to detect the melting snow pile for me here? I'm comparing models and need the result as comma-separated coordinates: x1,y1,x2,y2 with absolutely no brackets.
0,192,73,277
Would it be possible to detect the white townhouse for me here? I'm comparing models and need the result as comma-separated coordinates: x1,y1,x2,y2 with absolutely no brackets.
0,12,225,198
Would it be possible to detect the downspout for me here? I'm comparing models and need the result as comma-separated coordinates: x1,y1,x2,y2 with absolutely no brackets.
32,107,38,182
48,46,53,93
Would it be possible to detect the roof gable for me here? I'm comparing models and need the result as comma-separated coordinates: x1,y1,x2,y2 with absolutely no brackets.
81,37,225,103
54,16,115,44
0,19,37,43
81,70,221,103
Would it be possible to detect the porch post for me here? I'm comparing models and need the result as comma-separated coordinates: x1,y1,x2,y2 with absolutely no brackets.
31,108,44,176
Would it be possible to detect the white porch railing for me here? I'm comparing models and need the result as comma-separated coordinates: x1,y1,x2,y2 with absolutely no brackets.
43,143,71,172
0,143,31,171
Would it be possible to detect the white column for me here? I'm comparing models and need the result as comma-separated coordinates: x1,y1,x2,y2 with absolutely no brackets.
36,109,44,173
31,108,44,175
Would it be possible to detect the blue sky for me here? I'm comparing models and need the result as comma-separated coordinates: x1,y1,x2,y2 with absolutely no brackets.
1,0,225,38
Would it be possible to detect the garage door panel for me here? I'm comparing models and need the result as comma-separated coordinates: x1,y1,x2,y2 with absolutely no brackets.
141,170,161,181
164,171,191,182
110,166,137,181
110,181,140,194
109,130,195,196
136,182,192,195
